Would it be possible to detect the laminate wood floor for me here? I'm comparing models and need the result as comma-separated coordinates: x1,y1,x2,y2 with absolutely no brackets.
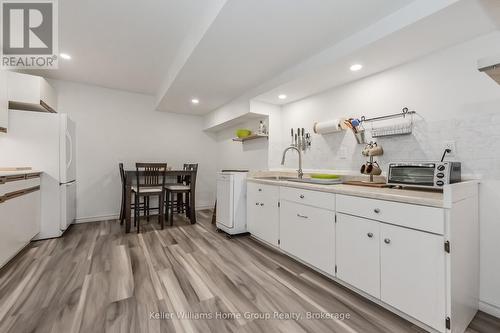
0,210,498,333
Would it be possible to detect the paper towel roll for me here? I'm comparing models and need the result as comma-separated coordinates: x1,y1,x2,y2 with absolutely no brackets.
313,119,343,134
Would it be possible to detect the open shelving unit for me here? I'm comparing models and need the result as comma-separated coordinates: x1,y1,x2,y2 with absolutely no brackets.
232,133,268,142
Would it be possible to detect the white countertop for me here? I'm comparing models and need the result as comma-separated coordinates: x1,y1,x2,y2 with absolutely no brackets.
0,170,42,177
247,177,445,208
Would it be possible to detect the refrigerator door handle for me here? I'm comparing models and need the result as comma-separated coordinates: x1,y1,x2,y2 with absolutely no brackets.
66,130,73,170
60,180,76,186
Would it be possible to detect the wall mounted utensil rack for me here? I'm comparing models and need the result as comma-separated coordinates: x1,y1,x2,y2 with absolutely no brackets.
360,107,416,123
360,107,416,138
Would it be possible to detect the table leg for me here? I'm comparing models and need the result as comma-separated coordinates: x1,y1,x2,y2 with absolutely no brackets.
125,184,132,233
189,191,196,224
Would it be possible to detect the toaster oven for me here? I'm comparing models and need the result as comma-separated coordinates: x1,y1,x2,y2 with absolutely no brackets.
387,162,461,188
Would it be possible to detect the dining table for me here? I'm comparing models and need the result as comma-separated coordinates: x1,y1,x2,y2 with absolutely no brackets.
123,169,197,233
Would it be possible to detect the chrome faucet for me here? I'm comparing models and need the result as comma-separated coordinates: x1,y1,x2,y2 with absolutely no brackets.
281,146,303,179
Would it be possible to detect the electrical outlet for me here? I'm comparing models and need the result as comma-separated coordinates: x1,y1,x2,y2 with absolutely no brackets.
443,141,456,157
338,146,348,159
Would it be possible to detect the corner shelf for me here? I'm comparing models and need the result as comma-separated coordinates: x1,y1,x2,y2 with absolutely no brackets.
232,133,268,142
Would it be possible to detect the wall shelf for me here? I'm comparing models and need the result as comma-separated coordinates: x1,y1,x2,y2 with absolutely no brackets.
232,133,268,142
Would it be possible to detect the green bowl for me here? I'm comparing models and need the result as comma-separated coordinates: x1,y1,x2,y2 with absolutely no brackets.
236,129,252,138
310,173,340,179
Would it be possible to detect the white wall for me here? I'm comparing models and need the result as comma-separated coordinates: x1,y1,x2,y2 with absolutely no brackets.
274,31,500,315
51,80,217,221
214,101,282,172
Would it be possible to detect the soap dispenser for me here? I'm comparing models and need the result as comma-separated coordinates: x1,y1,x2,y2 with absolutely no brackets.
259,121,267,134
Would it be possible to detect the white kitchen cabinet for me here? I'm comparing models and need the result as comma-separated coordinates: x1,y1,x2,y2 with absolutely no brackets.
380,223,446,332
336,213,380,298
246,179,478,333
7,72,57,112
0,70,7,132
247,182,280,246
280,200,335,275
0,174,41,268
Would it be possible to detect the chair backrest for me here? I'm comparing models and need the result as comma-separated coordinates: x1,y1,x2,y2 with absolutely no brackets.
183,163,198,171
119,162,126,186
135,163,168,191
183,163,198,185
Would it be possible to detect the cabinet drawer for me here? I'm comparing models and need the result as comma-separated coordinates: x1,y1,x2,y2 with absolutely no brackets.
336,194,444,234
0,176,41,196
248,182,279,201
280,186,335,211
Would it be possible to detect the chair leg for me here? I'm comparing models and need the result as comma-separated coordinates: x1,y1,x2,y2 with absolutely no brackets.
135,196,139,233
185,193,190,217
159,193,164,229
177,193,182,214
169,192,174,226
146,196,150,221
119,188,125,225
133,195,137,227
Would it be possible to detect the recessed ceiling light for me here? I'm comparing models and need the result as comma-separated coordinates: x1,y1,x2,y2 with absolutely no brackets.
191,98,199,104
278,94,287,100
350,64,363,71
60,53,71,60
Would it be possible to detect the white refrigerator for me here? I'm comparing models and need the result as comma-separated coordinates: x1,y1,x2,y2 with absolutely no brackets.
0,110,76,239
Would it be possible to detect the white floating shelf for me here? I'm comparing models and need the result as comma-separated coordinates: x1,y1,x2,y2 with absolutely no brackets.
232,133,268,142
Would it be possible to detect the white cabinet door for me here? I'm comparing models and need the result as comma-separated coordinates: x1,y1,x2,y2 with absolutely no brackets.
0,183,41,268
7,72,57,112
380,223,446,332
247,183,279,246
19,190,41,240
216,174,233,228
336,213,380,298
7,71,40,104
0,70,7,132
0,198,20,267
280,200,335,275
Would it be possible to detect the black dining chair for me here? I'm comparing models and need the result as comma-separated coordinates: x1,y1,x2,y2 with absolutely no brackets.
119,163,144,226
182,163,198,213
133,163,168,232
119,163,126,225
164,163,198,225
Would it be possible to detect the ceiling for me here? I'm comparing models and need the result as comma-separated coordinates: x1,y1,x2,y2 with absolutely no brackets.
22,0,499,116
155,0,415,114
25,0,218,94
26,0,415,113
254,0,500,106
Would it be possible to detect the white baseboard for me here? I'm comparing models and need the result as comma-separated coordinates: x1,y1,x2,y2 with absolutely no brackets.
75,214,119,224
479,300,500,318
196,204,214,211
75,205,213,224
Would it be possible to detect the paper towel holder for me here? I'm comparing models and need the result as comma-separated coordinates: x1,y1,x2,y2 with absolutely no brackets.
313,118,347,135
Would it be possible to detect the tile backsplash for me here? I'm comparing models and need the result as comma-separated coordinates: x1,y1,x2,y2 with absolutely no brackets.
270,109,500,181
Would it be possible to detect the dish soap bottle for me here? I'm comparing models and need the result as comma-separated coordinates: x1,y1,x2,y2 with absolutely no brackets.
259,121,267,134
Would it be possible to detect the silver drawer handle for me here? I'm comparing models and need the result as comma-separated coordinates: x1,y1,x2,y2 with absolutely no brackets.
297,213,308,219
367,232,373,238
374,208,380,214
299,194,304,199
384,238,391,244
